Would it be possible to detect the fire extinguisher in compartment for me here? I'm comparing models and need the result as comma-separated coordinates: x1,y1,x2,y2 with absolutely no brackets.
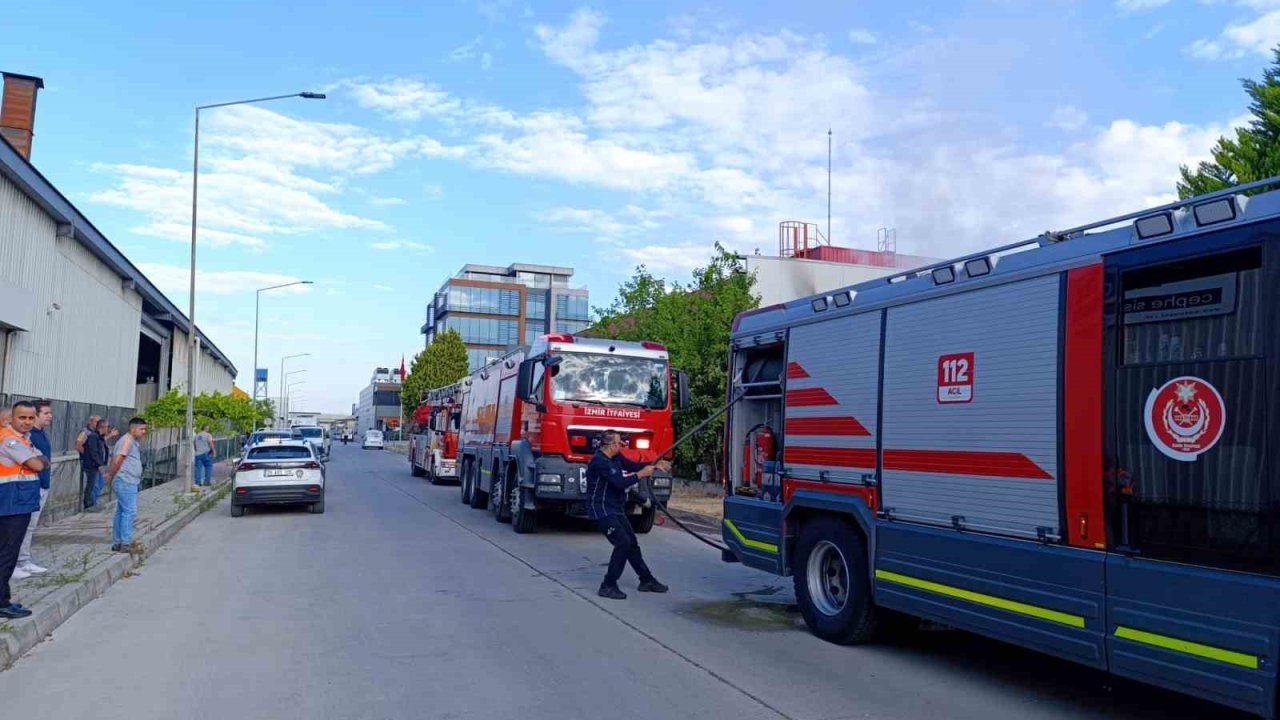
742,424,775,492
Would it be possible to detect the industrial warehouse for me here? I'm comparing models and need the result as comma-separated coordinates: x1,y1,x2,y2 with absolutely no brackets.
0,72,235,524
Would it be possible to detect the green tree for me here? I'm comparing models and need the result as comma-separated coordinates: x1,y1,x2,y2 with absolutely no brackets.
591,243,758,479
142,389,273,434
402,329,472,417
1179,48,1280,198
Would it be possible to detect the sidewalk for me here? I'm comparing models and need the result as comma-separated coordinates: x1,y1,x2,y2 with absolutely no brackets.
0,461,234,669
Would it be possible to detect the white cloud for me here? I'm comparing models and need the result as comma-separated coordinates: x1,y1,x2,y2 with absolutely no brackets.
136,263,310,295
619,243,714,273
537,205,665,237
848,29,876,45
1048,105,1089,132
369,196,407,206
1116,0,1171,11
1188,4,1280,59
368,240,432,252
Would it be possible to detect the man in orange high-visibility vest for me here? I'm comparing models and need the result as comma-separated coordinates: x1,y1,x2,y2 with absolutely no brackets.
0,401,48,619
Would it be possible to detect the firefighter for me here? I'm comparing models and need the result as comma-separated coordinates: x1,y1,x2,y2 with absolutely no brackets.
586,430,671,600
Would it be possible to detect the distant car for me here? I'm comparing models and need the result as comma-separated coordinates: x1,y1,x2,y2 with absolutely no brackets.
241,430,293,458
294,425,330,459
362,430,384,450
231,441,325,517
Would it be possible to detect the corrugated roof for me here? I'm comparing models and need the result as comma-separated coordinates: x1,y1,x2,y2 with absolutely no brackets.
0,134,237,375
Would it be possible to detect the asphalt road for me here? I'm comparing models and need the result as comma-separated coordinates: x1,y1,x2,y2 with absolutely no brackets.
0,443,1241,720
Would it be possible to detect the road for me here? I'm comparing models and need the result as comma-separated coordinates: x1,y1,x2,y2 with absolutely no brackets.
0,443,1240,720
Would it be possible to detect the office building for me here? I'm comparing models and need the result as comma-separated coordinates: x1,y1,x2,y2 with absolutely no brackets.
355,366,403,435
421,263,590,370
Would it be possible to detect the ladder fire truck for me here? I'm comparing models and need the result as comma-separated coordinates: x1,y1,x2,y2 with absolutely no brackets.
455,333,687,533
721,179,1280,717
409,382,462,484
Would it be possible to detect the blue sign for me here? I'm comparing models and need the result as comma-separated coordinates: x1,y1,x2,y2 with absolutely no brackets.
255,368,268,382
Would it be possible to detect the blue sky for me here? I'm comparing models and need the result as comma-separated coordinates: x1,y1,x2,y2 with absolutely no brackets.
5,0,1279,413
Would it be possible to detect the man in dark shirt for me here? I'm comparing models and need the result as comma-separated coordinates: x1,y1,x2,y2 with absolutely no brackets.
83,421,111,509
585,430,671,600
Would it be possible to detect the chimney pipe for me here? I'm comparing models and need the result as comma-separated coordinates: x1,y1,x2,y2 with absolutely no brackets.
1,72,44,161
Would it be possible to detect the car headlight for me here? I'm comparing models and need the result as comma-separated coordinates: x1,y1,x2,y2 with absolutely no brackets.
652,477,671,488
538,473,562,486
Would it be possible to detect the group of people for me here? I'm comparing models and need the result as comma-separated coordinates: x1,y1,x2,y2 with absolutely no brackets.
0,402,148,620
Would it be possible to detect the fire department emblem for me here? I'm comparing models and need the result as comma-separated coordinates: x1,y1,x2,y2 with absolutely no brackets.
1143,376,1226,462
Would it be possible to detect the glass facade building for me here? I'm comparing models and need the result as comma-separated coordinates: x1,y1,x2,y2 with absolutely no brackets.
422,263,591,371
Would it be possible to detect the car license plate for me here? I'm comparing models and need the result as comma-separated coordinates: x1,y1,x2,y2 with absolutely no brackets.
265,469,294,477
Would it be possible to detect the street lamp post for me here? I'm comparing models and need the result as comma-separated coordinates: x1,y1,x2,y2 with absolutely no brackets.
278,354,309,428
185,91,325,492
286,380,306,421
253,280,312,431
283,371,306,423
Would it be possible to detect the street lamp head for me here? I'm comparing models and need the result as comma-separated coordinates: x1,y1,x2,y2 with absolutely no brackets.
301,280,314,285
300,92,326,100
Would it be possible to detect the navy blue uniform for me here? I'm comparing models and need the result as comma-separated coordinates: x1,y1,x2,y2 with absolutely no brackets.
585,450,654,587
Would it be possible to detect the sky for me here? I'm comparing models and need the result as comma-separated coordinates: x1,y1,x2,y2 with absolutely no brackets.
4,0,1280,413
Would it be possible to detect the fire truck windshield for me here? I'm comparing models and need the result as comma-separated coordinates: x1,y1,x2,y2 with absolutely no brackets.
550,352,669,409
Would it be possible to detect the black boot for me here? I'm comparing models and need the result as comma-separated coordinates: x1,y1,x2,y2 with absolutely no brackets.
598,584,627,600
638,578,669,593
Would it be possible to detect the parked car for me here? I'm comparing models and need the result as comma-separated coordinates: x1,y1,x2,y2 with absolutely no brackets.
294,425,330,459
241,430,294,458
231,441,325,517
362,430,384,450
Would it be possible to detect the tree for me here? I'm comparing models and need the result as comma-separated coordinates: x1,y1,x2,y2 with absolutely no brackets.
590,243,758,480
142,389,273,434
402,329,472,417
1179,48,1280,198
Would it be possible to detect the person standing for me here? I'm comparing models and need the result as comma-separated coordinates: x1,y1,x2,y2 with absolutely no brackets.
103,417,147,553
76,415,100,508
193,424,215,488
14,400,53,579
584,430,671,600
0,401,47,619
0,408,11,429
83,420,110,510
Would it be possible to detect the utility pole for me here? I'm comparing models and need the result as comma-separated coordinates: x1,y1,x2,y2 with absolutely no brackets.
827,128,832,244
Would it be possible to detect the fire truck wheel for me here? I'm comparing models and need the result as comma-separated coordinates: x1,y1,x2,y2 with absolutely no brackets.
793,516,880,645
629,506,656,534
411,457,425,478
460,461,472,505
468,463,488,510
511,483,537,534
493,464,512,523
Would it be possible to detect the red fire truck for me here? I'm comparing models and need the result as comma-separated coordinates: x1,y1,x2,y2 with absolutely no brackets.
409,381,463,484
456,334,686,533
721,180,1280,717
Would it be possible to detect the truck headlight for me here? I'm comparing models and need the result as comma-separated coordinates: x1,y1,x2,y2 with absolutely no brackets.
652,477,671,488
538,473,562,486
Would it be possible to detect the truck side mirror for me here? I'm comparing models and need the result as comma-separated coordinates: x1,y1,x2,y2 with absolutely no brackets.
675,370,691,409
516,359,540,408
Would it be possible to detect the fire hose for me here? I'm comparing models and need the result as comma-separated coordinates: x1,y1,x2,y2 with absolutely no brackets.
634,391,747,554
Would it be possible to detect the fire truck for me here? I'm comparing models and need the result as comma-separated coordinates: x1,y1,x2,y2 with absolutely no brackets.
409,382,462,484
456,334,686,533
721,180,1280,718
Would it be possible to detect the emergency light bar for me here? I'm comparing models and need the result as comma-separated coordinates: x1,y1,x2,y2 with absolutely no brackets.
1134,212,1174,239
1193,198,1237,226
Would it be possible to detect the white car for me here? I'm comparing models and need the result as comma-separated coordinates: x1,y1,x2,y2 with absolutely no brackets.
362,430,384,450
231,441,325,516
294,425,330,459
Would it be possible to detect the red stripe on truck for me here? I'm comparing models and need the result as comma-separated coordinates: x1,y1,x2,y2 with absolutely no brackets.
785,417,871,436
786,362,810,379
785,388,839,406
785,446,1051,479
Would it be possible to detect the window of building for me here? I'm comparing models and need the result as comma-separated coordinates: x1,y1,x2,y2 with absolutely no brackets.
516,271,552,288
526,292,547,320
555,294,590,321
555,319,591,334
466,348,501,370
445,316,520,345
524,327,542,344
442,285,521,316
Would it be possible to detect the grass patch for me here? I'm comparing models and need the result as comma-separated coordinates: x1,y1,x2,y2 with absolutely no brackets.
0,622,14,635
26,550,94,589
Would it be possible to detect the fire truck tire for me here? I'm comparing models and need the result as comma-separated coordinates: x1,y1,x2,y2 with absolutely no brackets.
511,483,537,534
468,463,488,510
493,464,512,523
460,461,472,504
410,456,425,478
793,516,880,645
629,507,656,534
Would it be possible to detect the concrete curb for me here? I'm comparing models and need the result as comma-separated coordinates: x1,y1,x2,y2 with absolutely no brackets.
0,480,231,670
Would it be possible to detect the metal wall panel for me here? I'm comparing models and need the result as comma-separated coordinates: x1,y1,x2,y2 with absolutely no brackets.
0,173,142,406
785,311,881,483
881,274,1062,539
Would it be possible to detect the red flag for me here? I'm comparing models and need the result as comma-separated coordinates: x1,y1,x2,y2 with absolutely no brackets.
400,355,407,381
